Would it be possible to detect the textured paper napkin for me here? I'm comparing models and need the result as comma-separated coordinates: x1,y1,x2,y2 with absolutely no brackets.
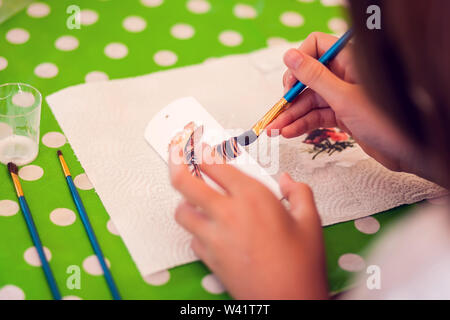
46,44,447,277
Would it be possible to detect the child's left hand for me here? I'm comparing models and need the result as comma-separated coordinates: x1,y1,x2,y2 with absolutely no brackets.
169,146,329,299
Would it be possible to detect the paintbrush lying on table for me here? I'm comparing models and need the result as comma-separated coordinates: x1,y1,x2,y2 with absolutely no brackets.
56,150,121,300
7,162,61,300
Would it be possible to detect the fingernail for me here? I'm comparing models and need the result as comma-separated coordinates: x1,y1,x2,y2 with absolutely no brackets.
284,49,303,69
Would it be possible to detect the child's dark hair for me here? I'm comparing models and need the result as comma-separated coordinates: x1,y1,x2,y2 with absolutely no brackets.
348,0,450,186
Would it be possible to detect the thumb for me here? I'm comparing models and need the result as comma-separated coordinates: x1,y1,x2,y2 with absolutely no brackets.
284,48,350,108
279,173,320,225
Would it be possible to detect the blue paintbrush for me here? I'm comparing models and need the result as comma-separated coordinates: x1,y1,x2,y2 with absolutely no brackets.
7,162,61,300
57,150,121,300
218,29,354,159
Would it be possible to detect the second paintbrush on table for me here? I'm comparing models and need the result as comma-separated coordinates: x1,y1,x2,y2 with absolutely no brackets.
56,150,121,300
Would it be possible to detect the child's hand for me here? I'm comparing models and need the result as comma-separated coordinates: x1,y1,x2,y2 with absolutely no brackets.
267,32,411,172
169,146,328,299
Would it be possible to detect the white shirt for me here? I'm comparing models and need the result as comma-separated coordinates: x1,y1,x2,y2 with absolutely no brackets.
342,202,450,299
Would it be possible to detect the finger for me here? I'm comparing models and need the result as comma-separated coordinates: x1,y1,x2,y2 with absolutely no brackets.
169,146,226,215
279,173,319,224
199,147,258,196
280,108,337,138
191,237,208,261
266,89,317,135
299,32,340,58
199,143,261,195
284,48,352,109
175,201,212,238
282,33,351,98
298,32,353,79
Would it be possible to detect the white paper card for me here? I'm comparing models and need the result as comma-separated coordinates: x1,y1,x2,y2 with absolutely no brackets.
144,97,282,198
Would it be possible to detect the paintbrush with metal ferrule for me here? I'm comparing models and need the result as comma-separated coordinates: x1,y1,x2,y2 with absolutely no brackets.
7,162,61,300
57,150,121,300
216,29,354,161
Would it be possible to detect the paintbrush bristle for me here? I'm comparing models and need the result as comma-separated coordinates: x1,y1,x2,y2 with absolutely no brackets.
7,162,18,175
236,130,258,147
57,150,63,157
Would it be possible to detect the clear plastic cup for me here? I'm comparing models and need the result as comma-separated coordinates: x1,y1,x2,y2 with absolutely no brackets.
0,83,42,166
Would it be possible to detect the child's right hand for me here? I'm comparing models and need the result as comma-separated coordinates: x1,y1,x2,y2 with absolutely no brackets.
267,32,412,172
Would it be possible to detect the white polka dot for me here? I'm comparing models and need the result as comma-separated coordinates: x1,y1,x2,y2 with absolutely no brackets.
85,71,109,82
63,295,82,300
80,9,98,26
74,173,94,190
144,270,170,286
321,0,347,6
0,56,7,71
218,30,243,47
328,17,348,34
42,132,66,148
6,28,30,44
0,285,25,300
12,91,35,107
354,216,380,234
27,2,50,18
50,208,76,226
0,122,13,139
153,50,178,66
141,0,163,7
201,274,225,294
266,37,288,47
24,246,52,267
187,0,210,14
233,4,257,19
104,43,128,59
280,12,304,27
106,219,119,236
82,255,111,276
171,23,195,39
55,35,79,51
18,165,44,181
123,16,147,33
338,253,365,272
34,62,58,78
0,200,19,217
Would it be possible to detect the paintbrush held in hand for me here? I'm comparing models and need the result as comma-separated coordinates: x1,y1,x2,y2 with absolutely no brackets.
218,30,354,160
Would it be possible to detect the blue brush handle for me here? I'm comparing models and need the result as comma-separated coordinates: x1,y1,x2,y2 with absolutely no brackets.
19,196,61,300
66,176,122,300
283,29,354,103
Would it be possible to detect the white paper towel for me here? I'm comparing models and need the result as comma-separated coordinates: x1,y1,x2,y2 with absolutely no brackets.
46,44,447,277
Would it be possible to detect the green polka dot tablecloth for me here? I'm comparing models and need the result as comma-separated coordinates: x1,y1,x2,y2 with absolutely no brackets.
0,0,416,300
